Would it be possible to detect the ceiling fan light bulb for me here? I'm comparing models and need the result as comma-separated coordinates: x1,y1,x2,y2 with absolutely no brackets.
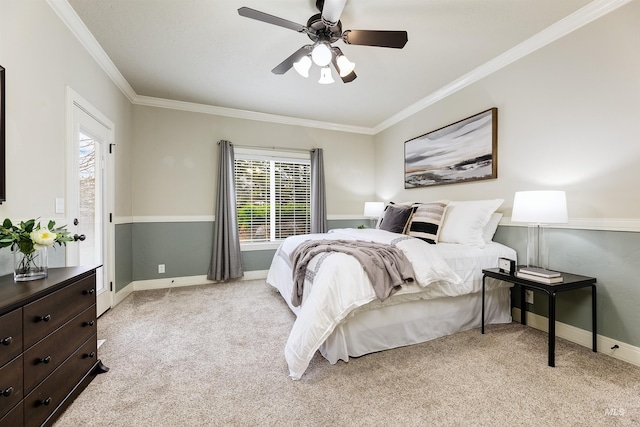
293,55,312,78
318,67,334,84
311,43,332,67
336,55,355,77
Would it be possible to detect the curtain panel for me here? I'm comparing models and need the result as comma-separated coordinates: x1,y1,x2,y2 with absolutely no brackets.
310,148,327,233
208,140,243,281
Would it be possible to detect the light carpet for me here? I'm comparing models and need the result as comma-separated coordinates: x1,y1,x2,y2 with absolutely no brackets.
54,279,640,426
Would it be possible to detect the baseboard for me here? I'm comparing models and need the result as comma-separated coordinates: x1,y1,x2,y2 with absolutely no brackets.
114,282,134,306
112,270,269,306
130,270,269,292
512,308,640,367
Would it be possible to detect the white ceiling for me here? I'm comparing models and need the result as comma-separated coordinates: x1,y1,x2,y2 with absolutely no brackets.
62,0,599,132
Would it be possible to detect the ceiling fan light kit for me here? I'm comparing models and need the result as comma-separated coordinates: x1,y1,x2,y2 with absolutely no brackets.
336,54,355,77
238,0,408,84
319,67,335,84
293,55,312,78
311,43,333,67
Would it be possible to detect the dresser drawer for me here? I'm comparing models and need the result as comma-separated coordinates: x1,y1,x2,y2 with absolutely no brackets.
0,400,23,427
23,274,96,348
24,337,97,427
0,309,22,367
23,305,97,394
0,355,23,420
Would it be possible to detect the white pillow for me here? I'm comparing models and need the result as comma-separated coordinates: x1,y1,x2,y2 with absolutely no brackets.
439,199,504,247
482,212,503,243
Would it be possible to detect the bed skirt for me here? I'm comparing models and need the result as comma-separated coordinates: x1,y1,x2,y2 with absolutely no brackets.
319,286,511,364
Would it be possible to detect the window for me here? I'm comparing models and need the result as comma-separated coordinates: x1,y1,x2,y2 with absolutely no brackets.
234,150,311,242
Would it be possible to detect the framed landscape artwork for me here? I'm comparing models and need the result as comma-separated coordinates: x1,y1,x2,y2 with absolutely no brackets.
404,108,497,188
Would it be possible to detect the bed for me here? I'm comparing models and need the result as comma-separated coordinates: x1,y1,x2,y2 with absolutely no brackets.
266,199,516,380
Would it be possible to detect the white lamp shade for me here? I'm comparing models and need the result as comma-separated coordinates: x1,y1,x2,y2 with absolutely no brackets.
293,56,312,77
511,191,568,224
336,55,355,77
364,202,385,218
311,43,332,66
318,67,334,84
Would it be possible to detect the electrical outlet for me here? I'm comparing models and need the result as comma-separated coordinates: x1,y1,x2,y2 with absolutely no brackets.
525,289,534,304
158,264,165,274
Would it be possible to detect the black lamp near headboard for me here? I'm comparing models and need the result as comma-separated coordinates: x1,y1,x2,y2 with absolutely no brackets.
0,65,5,204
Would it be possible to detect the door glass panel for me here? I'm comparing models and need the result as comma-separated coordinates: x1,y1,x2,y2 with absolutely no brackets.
78,131,104,293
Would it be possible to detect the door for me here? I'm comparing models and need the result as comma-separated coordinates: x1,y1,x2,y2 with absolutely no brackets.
66,88,115,317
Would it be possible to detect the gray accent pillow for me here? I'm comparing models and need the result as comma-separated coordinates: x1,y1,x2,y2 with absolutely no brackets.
378,205,415,234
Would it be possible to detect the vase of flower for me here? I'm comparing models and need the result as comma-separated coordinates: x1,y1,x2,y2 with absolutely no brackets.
1,218,73,282
13,246,48,281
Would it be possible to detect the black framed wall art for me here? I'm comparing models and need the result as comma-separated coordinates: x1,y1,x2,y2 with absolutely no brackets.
404,108,497,189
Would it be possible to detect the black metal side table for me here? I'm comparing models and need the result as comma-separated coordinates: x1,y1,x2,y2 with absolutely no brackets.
481,267,597,367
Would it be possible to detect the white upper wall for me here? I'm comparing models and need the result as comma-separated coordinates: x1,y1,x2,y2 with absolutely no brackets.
131,105,375,217
3,0,638,222
374,0,640,220
0,0,133,219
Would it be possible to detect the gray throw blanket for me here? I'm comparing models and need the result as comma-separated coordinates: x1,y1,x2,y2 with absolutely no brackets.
289,239,415,307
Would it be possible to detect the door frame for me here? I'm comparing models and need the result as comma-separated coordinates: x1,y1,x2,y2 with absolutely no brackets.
65,86,115,315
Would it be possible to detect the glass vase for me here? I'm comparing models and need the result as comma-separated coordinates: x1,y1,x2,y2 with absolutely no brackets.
13,247,48,281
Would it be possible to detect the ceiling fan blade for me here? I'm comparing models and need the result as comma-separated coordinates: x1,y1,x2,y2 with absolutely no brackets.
343,30,408,49
238,7,306,33
320,0,347,25
271,46,312,75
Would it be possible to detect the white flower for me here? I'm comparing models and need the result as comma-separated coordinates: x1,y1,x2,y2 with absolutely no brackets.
30,228,57,248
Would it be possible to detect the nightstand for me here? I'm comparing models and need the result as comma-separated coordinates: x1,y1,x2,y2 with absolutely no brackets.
481,267,597,367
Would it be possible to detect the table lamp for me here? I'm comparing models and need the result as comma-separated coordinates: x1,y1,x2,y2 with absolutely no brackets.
511,191,568,268
363,202,385,228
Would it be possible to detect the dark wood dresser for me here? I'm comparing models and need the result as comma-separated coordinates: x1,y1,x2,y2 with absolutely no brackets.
0,266,107,427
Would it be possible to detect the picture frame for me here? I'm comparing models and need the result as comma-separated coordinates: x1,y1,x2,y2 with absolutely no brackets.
404,108,497,188
0,65,5,203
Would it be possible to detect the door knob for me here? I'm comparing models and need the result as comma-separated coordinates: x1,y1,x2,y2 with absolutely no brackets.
74,234,86,241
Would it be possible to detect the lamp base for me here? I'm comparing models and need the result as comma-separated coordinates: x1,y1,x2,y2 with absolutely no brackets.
526,224,550,269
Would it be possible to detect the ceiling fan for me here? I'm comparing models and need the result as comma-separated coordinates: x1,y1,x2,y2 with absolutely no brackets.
238,0,408,84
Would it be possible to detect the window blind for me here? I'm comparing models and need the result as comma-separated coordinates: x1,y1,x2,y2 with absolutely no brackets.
234,153,310,242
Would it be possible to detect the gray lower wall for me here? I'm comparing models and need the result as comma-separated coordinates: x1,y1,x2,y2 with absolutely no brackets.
114,218,363,288
494,226,640,348
115,223,133,293
7,221,638,350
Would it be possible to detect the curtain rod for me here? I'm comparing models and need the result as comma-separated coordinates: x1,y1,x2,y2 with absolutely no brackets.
219,141,314,153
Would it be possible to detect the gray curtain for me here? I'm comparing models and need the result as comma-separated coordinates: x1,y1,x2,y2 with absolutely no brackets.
208,140,243,281
310,148,328,233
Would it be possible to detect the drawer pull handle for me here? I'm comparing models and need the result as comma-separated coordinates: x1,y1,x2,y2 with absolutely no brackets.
39,355,52,364
41,397,52,406
39,314,52,322
84,320,95,327
1,387,13,397
86,351,96,358
1,336,12,346
84,288,95,295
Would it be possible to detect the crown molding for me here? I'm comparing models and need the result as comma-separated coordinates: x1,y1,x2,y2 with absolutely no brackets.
133,95,374,135
50,0,629,136
47,0,137,103
373,0,632,134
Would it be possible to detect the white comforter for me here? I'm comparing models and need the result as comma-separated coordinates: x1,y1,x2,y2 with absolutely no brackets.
266,228,465,380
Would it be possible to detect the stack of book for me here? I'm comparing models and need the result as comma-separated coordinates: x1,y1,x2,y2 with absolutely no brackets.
516,267,564,284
